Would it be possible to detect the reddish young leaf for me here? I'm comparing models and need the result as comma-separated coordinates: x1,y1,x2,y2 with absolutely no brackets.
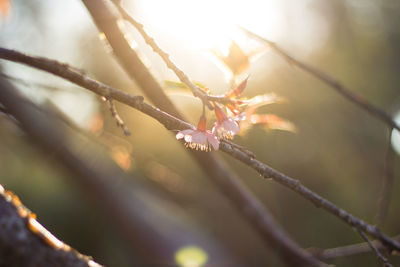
212,42,250,76
226,102,241,116
249,114,296,132
226,76,249,98
241,93,285,109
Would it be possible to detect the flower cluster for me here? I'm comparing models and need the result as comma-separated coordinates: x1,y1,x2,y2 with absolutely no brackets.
176,77,293,152
175,78,243,151
176,115,219,152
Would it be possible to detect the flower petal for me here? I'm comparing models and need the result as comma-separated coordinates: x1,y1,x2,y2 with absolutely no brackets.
222,119,240,134
176,129,193,140
191,131,207,145
213,118,240,139
206,131,220,150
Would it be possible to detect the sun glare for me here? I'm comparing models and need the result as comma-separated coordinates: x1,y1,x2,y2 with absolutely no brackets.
136,0,284,50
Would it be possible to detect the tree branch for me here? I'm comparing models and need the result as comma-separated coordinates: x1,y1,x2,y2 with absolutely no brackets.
0,184,102,267
240,27,400,132
356,227,394,267
110,0,235,106
80,1,324,266
310,235,400,260
106,97,131,136
1,47,399,254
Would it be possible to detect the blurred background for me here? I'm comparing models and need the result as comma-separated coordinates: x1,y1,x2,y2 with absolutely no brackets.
0,0,399,266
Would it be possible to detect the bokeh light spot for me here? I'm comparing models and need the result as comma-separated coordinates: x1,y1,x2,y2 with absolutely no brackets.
175,246,208,267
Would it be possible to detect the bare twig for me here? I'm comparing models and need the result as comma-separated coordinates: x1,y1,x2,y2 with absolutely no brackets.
111,0,235,107
311,235,400,260
356,227,394,267
106,97,131,136
240,27,400,132
376,129,395,226
1,47,399,254
0,184,102,267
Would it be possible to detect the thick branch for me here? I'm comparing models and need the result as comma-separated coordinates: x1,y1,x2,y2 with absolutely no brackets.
240,27,400,132
0,185,101,267
1,47,399,254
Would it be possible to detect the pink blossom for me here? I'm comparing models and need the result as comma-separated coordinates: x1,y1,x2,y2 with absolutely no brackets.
212,106,240,139
176,116,219,151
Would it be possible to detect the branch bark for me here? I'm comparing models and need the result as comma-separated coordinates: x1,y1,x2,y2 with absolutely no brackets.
0,185,101,267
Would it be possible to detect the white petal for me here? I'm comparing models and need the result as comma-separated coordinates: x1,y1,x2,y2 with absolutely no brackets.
184,134,193,143
176,129,193,140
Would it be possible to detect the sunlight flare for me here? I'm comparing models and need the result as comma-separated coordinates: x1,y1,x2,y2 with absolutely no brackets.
136,0,284,50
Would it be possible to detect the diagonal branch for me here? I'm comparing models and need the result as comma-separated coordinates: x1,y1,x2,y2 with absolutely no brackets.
356,227,394,267
0,47,399,254
240,27,400,132
110,0,234,106
110,0,213,108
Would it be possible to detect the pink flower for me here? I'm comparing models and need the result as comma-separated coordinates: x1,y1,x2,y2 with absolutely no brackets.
176,115,219,151
212,106,240,139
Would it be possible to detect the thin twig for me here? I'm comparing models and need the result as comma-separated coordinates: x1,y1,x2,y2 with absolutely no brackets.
1,47,399,254
310,235,400,260
240,27,400,132
356,227,394,267
106,97,131,136
111,0,236,108
376,129,395,226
